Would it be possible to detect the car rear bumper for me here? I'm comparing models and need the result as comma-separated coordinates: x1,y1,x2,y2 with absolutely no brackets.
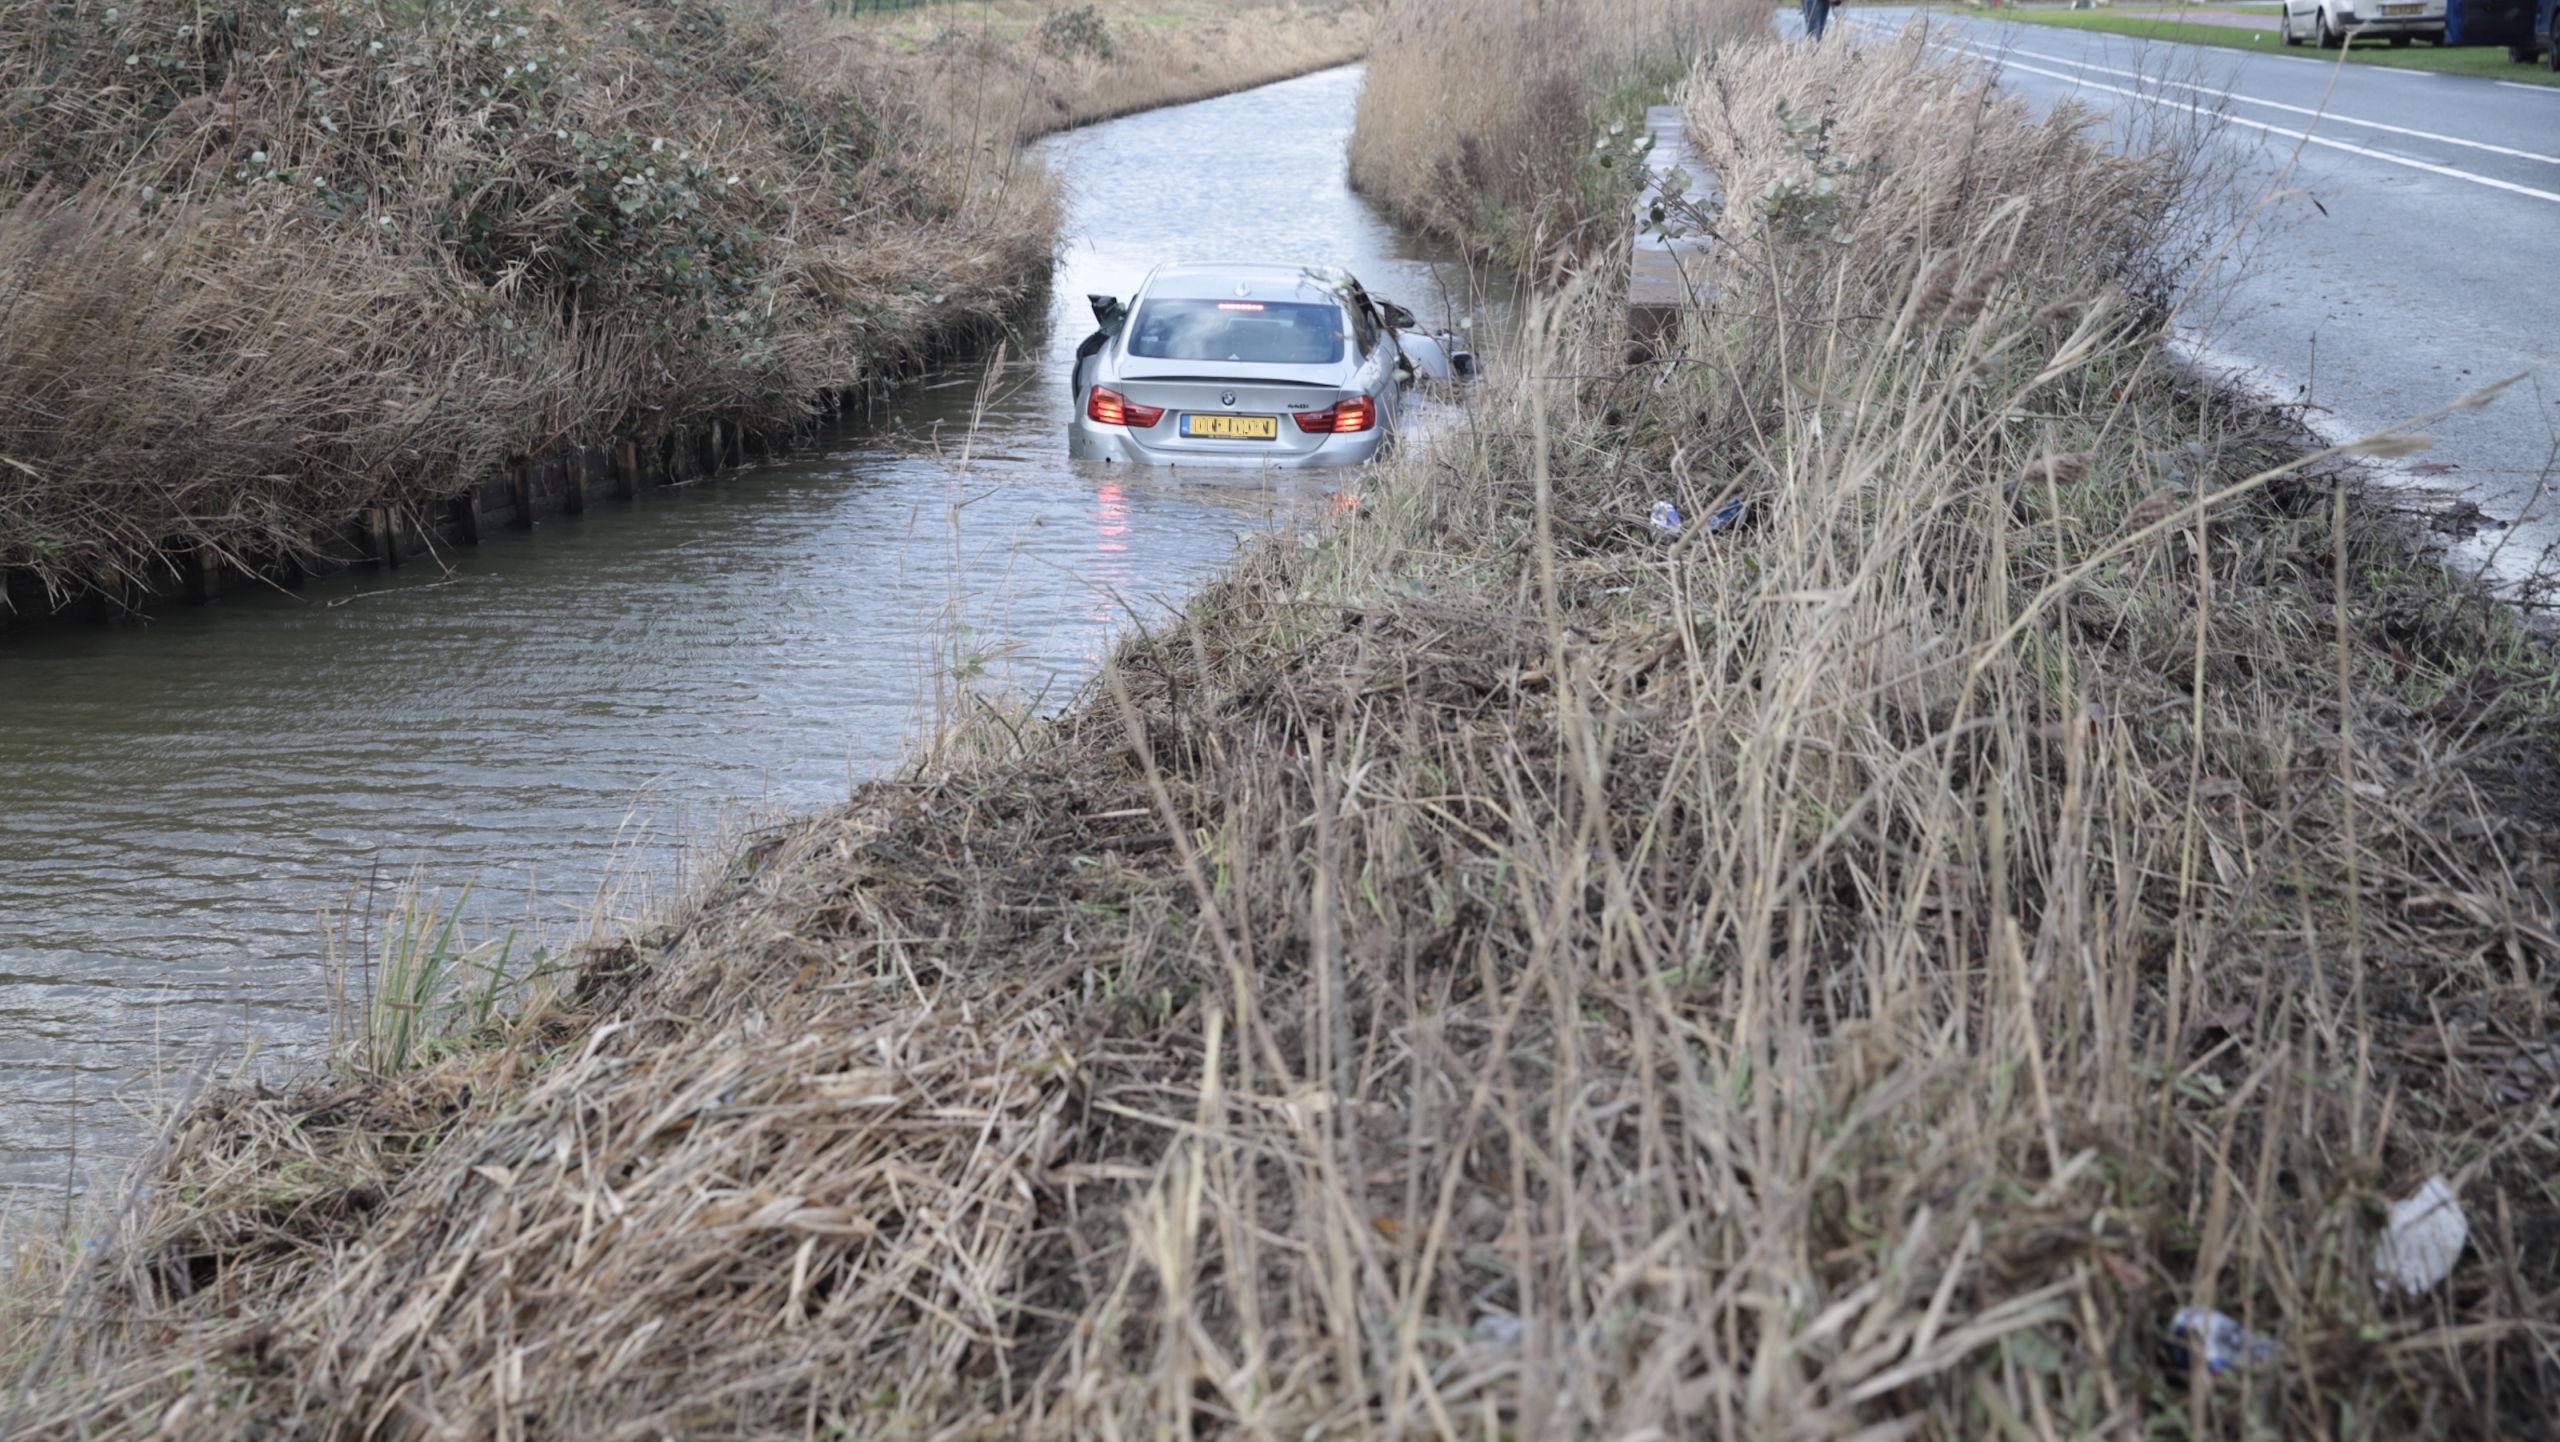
2339,13,2443,31
1067,416,1389,468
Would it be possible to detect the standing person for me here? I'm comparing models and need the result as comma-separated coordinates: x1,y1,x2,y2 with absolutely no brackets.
1802,0,1833,39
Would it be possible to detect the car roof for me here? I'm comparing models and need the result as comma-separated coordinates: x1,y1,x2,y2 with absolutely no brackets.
1139,262,1357,304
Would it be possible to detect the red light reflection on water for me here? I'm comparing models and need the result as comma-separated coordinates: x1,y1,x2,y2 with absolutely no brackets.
1078,481,1137,668
1094,482,1130,554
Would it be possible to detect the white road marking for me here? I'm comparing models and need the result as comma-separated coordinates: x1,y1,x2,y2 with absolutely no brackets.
2497,80,2560,94
1949,46,2560,204
1998,42,2560,166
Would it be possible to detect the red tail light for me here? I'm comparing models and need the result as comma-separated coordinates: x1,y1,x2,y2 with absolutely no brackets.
1087,386,1164,428
1293,396,1377,434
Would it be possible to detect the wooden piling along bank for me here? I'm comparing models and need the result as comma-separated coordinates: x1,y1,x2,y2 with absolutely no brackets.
1626,103,1721,352
2,421,764,625
0,343,974,630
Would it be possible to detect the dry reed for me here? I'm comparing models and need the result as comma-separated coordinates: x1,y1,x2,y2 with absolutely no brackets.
0,0,1055,610
9,20,2560,1442
1350,0,1768,264
827,0,1376,144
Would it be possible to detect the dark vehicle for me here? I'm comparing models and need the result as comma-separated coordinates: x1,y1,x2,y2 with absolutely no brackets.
2445,0,2535,48
2501,0,2560,63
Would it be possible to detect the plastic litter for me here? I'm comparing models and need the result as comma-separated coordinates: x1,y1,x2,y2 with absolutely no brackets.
1650,497,1747,540
1472,1314,1524,1348
2165,1308,2277,1376
2375,1174,2467,1296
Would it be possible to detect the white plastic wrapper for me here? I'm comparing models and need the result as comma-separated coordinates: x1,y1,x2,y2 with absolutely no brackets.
2167,1308,2276,1375
2375,1174,2468,1296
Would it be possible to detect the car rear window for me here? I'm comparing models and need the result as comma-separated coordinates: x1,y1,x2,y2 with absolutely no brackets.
1126,299,1346,365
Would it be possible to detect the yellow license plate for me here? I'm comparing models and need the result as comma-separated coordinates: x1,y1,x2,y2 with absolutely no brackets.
2383,4,2420,13
1181,413,1278,440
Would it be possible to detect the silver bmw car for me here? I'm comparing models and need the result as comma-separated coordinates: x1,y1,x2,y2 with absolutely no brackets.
1067,262,1467,468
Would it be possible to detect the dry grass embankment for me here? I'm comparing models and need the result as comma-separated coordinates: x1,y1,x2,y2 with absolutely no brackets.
0,0,1055,612
11,19,2560,1442
1351,0,1767,263
829,0,1375,143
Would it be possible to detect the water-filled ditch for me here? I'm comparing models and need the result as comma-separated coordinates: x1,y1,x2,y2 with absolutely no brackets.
0,64,1490,1204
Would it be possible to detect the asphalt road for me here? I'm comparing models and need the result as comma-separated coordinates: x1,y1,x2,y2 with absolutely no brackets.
1841,7,2560,597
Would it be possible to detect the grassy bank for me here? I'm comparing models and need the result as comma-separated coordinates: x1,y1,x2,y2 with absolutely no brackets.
1351,0,1768,263
0,0,1063,614
834,0,1375,142
11,15,2560,1442
1964,2,2560,86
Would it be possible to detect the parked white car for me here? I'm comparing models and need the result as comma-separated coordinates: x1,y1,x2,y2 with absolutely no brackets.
2280,0,2446,47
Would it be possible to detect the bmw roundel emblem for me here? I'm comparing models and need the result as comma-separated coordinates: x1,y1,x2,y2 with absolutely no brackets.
1220,391,1236,407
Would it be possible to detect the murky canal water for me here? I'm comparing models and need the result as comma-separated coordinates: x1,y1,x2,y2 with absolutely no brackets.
0,65,1484,1205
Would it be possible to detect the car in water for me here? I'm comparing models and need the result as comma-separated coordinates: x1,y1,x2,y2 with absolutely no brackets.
2280,0,2445,47
1067,262,1468,468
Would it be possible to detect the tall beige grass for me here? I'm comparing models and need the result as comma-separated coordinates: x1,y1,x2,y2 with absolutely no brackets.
10,22,2559,1442
0,0,1054,609
828,0,1377,143
1350,0,1768,262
